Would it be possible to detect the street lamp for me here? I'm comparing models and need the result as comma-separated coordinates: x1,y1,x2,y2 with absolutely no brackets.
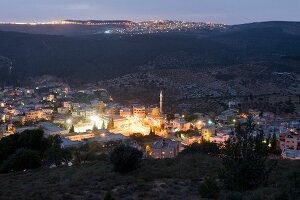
66,119,72,125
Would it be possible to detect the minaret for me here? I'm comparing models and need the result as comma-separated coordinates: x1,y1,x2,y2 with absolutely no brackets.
160,90,163,115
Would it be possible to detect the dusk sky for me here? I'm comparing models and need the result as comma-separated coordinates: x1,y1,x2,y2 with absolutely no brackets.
1,0,300,24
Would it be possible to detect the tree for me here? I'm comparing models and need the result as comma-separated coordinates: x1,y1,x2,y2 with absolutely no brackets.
266,133,278,153
100,122,106,130
0,129,48,163
185,114,199,122
0,130,72,173
270,133,278,152
149,127,156,136
0,148,42,173
166,113,175,121
69,124,75,133
176,129,200,138
92,123,98,132
47,135,62,149
219,118,277,191
73,143,101,164
45,147,72,166
110,145,143,173
45,135,72,166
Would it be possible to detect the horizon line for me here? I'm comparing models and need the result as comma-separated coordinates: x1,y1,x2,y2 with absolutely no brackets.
0,19,299,26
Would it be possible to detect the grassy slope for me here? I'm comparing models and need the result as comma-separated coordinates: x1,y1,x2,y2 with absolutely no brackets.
0,154,299,200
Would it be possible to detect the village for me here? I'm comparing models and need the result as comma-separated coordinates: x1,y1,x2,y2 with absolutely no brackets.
0,82,299,160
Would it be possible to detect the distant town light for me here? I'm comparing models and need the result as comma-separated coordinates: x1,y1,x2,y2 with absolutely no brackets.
268,143,272,148
66,119,72,124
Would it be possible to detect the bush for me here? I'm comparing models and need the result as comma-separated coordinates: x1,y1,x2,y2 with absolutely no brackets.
0,148,42,173
110,145,143,173
45,147,72,166
198,177,220,199
181,141,220,155
0,129,48,163
0,130,72,173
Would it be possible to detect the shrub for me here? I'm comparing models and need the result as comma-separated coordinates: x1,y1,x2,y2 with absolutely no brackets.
0,129,48,163
0,148,42,173
198,177,220,199
45,147,72,166
110,145,143,173
181,141,219,155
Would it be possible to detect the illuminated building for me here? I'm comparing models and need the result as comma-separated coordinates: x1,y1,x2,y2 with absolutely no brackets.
172,119,190,131
25,110,43,121
120,108,132,117
111,115,128,129
151,107,160,116
71,109,96,119
279,133,299,150
57,107,69,114
133,106,146,118
181,136,202,146
209,133,230,144
281,149,300,160
104,106,117,115
85,109,97,119
44,94,55,102
6,123,16,134
66,132,95,141
63,101,72,109
71,110,86,118
4,108,17,116
74,122,94,133
146,115,164,129
39,122,68,136
148,139,181,159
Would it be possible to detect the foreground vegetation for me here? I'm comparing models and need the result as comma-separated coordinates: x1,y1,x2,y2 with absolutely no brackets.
1,120,300,199
0,152,299,200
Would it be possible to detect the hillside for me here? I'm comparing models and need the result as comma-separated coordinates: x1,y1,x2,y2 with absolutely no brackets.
0,21,300,92
0,153,299,200
0,24,128,36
